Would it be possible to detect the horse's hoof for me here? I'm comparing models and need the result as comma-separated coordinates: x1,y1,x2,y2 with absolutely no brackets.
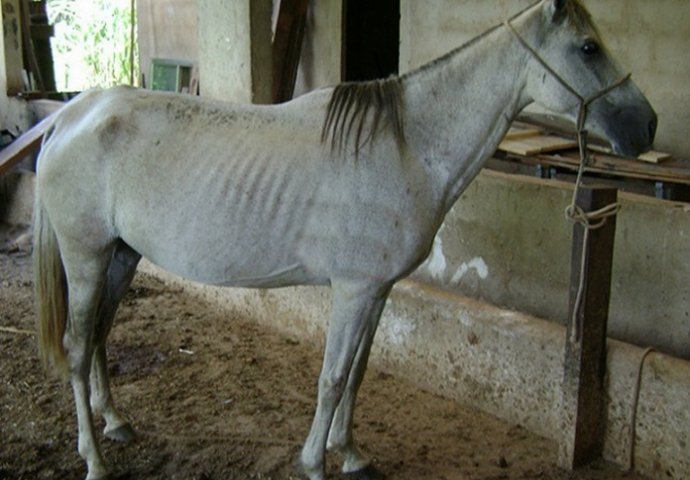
104,423,136,443
86,473,112,480
343,464,385,480
292,456,324,480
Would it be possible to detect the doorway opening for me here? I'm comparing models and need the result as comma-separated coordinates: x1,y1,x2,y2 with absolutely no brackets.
343,0,400,82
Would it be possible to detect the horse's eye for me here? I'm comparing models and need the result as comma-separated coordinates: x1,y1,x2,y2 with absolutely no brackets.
581,40,600,56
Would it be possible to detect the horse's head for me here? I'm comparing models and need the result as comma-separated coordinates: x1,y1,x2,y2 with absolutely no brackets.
518,0,657,157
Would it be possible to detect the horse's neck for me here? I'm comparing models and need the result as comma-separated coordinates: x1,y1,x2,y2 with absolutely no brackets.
401,21,533,212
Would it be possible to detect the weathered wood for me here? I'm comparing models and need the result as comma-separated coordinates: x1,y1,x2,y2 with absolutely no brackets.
20,0,45,92
504,127,541,140
3,0,25,94
588,144,672,164
0,114,54,176
534,151,690,186
499,134,578,156
559,186,618,469
272,0,309,104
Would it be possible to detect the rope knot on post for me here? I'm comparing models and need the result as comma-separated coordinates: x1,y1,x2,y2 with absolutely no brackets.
565,202,622,231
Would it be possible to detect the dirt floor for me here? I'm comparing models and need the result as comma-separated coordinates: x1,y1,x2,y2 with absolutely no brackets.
0,223,650,480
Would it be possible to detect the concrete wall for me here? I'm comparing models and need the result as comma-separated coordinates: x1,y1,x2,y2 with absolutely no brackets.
137,0,198,87
197,0,273,103
400,0,690,157
413,171,690,359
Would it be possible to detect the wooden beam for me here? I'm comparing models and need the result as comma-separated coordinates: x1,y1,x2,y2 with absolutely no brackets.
272,0,309,104
559,186,618,469
3,0,25,94
0,114,55,176
536,151,690,186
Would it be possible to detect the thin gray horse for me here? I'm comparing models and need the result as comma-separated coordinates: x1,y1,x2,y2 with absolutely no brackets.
33,1,656,479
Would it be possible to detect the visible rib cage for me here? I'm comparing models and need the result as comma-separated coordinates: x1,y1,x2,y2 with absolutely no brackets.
321,77,405,156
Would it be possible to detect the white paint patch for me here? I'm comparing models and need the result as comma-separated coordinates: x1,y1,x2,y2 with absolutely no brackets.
423,235,447,280
450,257,489,284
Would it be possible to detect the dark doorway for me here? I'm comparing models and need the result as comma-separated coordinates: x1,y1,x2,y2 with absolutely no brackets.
343,0,400,81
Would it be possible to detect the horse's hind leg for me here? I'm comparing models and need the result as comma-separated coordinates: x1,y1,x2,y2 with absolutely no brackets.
60,244,115,480
89,241,141,443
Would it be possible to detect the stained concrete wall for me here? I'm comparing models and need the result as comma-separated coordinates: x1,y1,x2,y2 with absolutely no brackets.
137,0,198,87
413,171,690,359
197,0,273,103
400,0,690,157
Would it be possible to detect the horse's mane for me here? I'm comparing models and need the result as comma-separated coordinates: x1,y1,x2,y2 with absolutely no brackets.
321,77,405,156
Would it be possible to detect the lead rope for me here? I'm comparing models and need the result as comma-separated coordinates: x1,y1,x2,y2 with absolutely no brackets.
504,20,649,471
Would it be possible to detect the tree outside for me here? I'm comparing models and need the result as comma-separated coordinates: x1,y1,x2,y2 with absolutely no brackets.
47,0,138,91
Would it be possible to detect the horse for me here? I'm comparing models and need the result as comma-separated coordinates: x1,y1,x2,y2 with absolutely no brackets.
32,1,656,479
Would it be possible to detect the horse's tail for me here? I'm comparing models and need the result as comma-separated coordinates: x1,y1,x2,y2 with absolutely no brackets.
33,191,69,377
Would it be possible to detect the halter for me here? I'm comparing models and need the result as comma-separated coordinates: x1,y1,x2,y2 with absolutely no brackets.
504,20,631,342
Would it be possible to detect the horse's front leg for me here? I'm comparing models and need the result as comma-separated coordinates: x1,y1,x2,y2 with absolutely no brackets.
300,280,392,480
326,288,390,479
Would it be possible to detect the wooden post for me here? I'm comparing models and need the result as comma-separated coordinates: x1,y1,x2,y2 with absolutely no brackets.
0,109,61,176
272,0,309,104
559,186,618,469
2,0,25,94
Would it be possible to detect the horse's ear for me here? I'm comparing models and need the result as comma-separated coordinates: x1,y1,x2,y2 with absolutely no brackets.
546,0,569,24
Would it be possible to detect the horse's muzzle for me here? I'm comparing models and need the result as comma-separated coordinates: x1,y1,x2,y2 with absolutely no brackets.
604,103,658,158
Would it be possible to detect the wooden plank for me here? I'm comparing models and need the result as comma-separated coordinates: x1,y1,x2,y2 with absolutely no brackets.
528,151,690,185
499,134,578,156
272,0,309,104
559,186,618,469
0,114,54,176
638,150,673,164
504,127,541,140
588,145,672,164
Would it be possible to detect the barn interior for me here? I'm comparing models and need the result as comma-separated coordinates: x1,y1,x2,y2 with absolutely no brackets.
0,1,688,479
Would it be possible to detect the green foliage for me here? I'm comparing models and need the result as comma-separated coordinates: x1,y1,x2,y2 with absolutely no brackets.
47,0,138,91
